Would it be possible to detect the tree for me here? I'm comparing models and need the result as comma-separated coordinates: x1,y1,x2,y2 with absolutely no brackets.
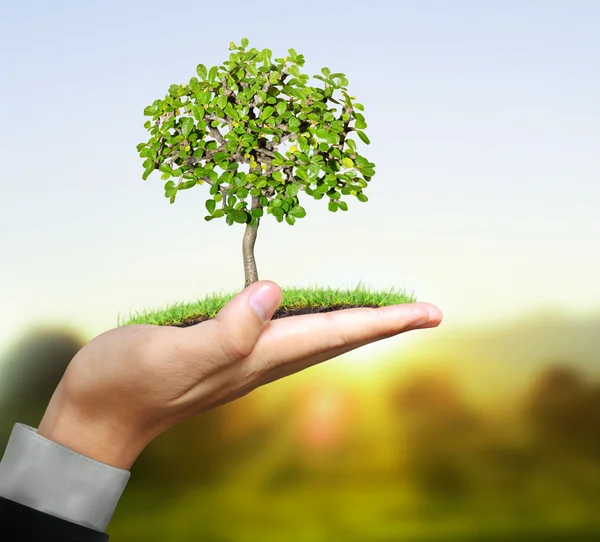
137,38,376,288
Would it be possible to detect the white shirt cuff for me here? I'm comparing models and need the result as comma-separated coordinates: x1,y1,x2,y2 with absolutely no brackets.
0,423,130,532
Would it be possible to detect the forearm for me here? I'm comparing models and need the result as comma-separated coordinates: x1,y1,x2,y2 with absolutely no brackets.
36,379,151,471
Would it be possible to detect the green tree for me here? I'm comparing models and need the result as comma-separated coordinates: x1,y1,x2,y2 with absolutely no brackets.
137,38,375,287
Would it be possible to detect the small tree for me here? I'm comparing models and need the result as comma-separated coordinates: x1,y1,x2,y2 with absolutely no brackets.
137,38,375,288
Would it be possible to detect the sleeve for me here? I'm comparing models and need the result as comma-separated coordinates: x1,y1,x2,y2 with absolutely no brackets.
0,495,110,542
0,423,130,533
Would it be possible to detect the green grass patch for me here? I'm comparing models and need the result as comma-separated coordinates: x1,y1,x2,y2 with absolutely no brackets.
121,284,416,327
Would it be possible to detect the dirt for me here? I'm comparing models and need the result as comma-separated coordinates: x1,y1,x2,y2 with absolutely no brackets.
170,304,381,327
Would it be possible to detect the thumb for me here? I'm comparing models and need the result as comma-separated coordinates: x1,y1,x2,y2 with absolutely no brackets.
210,280,282,362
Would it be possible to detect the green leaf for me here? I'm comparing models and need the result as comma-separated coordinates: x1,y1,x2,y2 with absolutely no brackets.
217,95,227,109
288,206,306,218
208,66,218,83
286,215,296,225
341,157,354,169
196,64,208,80
354,119,367,130
142,162,155,180
180,180,196,189
338,201,348,211
357,193,368,202
231,210,249,223
213,209,225,218
286,184,299,197
276,101,286,116
241,37,249,48
206,199,216,214
251,207,264,218
295,168,308,181
213,151,229,163
224,104,239,120
180,117,194,137
356,130,371,145
326,132,339,145
328,200,339,212
261,106,274,119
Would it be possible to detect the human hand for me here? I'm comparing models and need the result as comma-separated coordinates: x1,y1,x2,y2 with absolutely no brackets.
37,281,442,469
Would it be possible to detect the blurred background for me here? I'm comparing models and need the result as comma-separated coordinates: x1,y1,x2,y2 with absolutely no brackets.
1,0,599,540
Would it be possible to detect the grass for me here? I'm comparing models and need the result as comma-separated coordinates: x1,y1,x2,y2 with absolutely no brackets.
121,283,416,327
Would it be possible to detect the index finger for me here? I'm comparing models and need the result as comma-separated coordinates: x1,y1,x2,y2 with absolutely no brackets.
247,302,442,381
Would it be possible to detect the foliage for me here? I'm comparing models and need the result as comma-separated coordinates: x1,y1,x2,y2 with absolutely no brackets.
137,38,376,227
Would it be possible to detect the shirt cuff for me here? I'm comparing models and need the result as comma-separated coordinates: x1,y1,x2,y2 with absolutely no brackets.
0,423,130,532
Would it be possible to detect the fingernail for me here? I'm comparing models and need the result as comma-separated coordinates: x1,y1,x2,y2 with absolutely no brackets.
413,314,431,327
414,305,443,328
248,284,278,322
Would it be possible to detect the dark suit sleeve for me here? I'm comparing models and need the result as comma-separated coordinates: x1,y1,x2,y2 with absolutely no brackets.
0,495,109,541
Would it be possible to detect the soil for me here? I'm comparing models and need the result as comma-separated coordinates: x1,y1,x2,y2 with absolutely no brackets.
170,303,381,327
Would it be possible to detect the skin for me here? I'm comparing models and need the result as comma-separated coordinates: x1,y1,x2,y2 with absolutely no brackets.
37,280,442,470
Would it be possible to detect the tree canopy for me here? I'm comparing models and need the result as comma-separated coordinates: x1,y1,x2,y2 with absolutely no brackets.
137,38,375,227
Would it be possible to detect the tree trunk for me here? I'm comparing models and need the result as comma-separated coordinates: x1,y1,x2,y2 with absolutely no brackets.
242,196,260,288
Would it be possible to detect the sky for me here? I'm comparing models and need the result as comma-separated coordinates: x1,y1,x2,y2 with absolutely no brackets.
0,0,599,360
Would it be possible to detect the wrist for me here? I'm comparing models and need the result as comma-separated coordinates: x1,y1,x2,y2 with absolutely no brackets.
37,383,149,470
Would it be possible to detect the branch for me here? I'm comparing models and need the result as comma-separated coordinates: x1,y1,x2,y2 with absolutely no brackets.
164,153,179,166
255,147,276,159
208,125,226,145
266,128,295,150
336,105,354,152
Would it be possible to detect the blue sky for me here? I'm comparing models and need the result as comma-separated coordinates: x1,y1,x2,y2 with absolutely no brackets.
0,0,599,357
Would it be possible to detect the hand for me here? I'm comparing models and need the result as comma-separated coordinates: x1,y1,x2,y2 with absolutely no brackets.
37,281,442,469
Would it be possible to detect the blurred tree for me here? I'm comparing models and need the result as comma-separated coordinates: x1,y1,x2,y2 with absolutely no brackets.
390,373,482,498
0,328,84,448
526,364,600,459
130,394,281,492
